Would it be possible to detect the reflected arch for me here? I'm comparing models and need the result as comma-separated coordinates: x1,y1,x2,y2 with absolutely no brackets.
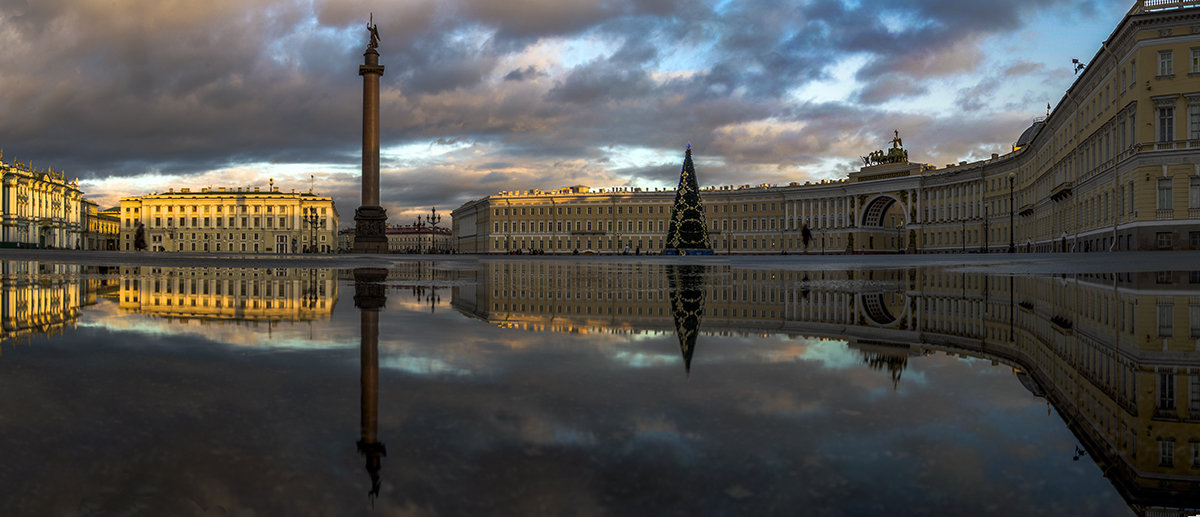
858,291,909,328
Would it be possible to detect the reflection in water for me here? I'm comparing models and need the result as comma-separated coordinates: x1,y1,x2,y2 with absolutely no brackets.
116,267,337,322
3,260,1200,513
668,265,705,374
0,262,115,348
353,268,388,502
458,263,1200,515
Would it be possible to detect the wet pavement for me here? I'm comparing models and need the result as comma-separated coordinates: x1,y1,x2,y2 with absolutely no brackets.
1,251,1199,515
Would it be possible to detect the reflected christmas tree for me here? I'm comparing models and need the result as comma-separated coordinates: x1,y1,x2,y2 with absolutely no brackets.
668,265,706,374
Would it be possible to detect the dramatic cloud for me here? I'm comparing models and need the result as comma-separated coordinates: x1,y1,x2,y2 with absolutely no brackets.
0,0,1130,221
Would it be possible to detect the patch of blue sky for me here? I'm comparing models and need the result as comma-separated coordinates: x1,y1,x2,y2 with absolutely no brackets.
806,156,858,181
381,139,475,168
869,79,969,118
265,11,351,68
76,320,357,350
877,9,935,35
655,36,719,75
984,3,1123,87
262,161,357,176
78,171,178,190
611,350,678,369
796,338,857,370
556,33,625,69
787,53,870,104
602,144,679,171
381,354,474,377
444,23,496,52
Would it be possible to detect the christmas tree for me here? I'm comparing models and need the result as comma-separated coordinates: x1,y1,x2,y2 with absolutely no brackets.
664,144,713,254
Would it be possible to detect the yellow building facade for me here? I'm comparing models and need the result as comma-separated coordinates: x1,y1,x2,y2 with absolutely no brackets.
453,2,1200,254
81,200,120,250
0,154,85,249
118,186,338,253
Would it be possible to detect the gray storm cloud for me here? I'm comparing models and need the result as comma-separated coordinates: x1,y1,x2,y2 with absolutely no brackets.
0,0,1120,216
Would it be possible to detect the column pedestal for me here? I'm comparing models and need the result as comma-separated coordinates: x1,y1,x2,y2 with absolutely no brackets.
353,206,388,253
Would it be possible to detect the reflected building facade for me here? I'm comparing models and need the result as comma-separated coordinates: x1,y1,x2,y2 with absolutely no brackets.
0,262,115,348
116,267,337,322
454,262,1200,514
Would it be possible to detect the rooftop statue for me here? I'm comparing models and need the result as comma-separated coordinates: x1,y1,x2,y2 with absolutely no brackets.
367,13,381,50
861,129,909,166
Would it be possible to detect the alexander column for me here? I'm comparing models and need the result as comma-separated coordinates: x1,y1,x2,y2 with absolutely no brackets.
354,15,388,252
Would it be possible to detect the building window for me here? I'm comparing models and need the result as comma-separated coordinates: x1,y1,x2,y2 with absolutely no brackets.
1160,305,1175,336
1160,372,1177,410
1160,439,1175,467
1158,179,1174,210
1190,103,1200,140
1192,442,1200,468
1159,50,1174,77
1192,375,1200,416
1158,232,1173,249
1192,47,1200,74
1159,106,1175,142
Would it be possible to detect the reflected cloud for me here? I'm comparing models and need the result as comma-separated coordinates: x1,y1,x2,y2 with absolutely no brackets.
2,260,1199,514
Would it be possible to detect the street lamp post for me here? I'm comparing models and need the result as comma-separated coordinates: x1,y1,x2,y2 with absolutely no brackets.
302,207,326,253
424,207,441,253
1008,172,1016,254
412,218,426,253
983,205,989,253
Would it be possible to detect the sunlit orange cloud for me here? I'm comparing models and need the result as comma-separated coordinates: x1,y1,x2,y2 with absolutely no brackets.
79,165,355,209
79,300,353,349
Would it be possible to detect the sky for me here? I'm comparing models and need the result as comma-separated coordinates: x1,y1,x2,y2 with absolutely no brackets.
0,0,1132,226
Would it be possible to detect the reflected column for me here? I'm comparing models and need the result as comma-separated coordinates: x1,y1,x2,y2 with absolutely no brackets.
354,268,388,500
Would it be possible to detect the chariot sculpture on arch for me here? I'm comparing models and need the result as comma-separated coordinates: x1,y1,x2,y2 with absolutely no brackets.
861,129,910,166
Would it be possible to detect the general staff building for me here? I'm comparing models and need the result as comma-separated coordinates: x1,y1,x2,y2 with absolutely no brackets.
453,1,1200,254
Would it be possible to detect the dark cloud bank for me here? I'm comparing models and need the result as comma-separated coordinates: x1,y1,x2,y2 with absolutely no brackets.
0,0,1119,218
